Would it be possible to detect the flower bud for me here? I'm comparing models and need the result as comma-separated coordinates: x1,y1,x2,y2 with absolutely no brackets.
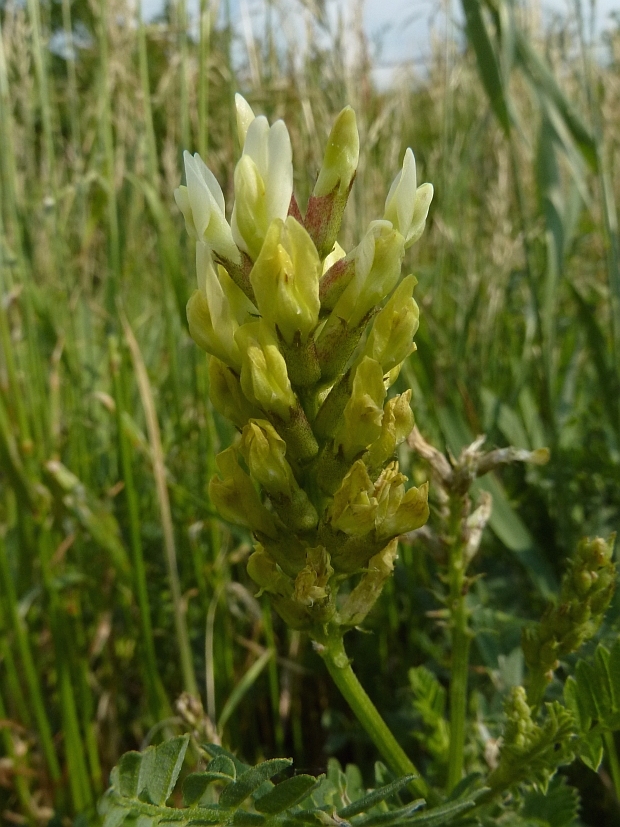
329,460,377,537
383,148,434,248
248,551,312,629
366,391,414,470
239,419,319,531
322,241,347,274
187,244,255,368
374,463,429,539
360,275,419,373
313,107,359,199
235,93,255,148
247,546,294,598
240,419,296,497
231,117,293,260
209,447,278,538
319,220,405,347
250,217,321,345
316,227,404,385
208,357,262,430
306,107,359,259
319,254,355,314
293,546,334,607
335,357,386,462
340,539,398,627
175,151,240,264
235,321,297,421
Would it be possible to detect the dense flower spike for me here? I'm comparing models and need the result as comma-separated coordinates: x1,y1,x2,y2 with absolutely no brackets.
177,95,434,636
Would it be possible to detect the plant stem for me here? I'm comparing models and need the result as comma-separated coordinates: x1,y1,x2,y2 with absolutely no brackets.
319,632,430,801
446,497,472,792
604,731,620,803
121,313,199,698
0,531,62,783
447,609,471,791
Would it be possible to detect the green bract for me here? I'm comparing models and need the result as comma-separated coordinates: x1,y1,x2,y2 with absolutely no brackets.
180,95,433,637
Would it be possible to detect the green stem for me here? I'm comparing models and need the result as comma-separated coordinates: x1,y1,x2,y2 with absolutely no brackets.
0,683,34,823
319,633,431,801
447,615,471,791
604,731,620,803
526,668,550,711
0,532,62,782
109,336,170,722
446,497,472,792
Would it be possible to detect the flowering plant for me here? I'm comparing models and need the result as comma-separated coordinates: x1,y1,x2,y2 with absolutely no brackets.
100,96,620,827
176,97,433,648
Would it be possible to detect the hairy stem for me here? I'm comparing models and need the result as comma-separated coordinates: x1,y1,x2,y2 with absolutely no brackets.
318,632,431,800
447,497,472,792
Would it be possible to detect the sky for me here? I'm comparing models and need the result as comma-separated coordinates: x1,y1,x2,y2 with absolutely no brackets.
141,0,620,87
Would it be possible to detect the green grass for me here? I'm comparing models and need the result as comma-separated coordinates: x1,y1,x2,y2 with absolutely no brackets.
0,0,619,823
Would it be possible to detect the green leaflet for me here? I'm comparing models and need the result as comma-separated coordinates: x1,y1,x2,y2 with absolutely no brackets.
564,641,620,749
520,776,580,827
100,744,478,827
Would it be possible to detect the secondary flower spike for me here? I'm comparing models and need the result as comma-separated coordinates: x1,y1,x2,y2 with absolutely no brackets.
177,95,434,636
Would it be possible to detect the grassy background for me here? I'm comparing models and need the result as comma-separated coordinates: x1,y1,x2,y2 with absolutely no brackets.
0,0,619,823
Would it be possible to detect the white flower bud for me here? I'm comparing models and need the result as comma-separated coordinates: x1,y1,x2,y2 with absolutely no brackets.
231,116,293,260
384,148,434,248
174,151,240,263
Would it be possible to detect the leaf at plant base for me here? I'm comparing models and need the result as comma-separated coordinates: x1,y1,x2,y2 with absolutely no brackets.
578,730,604,772
351,800,425,827
521,776,580,827
219,758,292,808
184,772,235,807
138,735,190,805
337,776,416,818
118,751,143,799
254,775,322,814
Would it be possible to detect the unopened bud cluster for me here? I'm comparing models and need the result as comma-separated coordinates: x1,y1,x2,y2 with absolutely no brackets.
176,96,434,635
522,535,616,690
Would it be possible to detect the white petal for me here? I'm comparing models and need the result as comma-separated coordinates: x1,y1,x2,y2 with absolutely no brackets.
244,116,270,178
384,148,417,237
266,120,293,223
397,149,417,235
185,153,213,239
174,185,197,239
405,183,434,248
235,93,256,147
196,241,219,297
193,152,226,214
